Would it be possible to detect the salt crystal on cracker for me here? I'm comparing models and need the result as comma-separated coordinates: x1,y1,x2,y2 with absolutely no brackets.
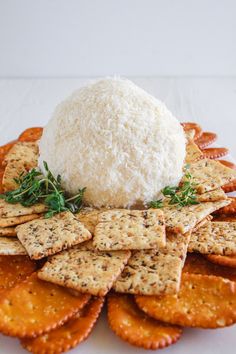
93,209,165,251
16,211,92,260
38,243,131,296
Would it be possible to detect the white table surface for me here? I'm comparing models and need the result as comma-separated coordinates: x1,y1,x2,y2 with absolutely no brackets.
0,77,235,354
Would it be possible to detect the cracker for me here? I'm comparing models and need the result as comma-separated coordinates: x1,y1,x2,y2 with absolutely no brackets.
163,199,229,234
0,199,47,218
2,160,29,191
136,273,236,328
202,147,228,159
196,188,226,202
0,273,90,338
0,213,40,227
188,221,236,256
222,179,236,193
93,209,165,251
181,122,202,140
21,297,104,354
193,216,212,232
107,293,182,350
195,132,217,149
185,140,203,163
183,253,236,282
16,211,92,260
214,197,236,215
38,245,131,296
76,208,104,234
185,159,236,194
18,127,43,142
0,255,36,291
0,237,27,255
206,254,236,268
113,232,190,295
0,226,16,237
184,129,195,141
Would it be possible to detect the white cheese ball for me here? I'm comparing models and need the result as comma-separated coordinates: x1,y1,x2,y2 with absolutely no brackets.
39,78,186,208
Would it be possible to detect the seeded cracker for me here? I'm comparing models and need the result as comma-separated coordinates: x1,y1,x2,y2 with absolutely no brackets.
38,242,131,296
196,188,226,202
189,221,236,256
0,237,27,255
0,227,16,237
16,211,92,260
93,209,165,251
0,199,47,218
136,273,236,328
0,213,40,228
113,232,190,295
185,159,236,193
185,140,204,163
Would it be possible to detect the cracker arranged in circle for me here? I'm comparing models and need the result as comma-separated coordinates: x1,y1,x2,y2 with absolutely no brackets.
0,255,36,292
0,273,90,338
214,197,236,215
206,254,236,268
183,253,236,282
0,237,27,255
0,199,47,218
181,122,202,140
16,211,92,260
136,273,236,328
0,213,40,228
18,127,43,142
185,159,236,194
113,232,190,295
188,221,236,256
93,209,165,251
108,293,182,350
0,226,16,237
38,243,131,296
219,160,236,170
202,147,228,159
195,132,217,149
222,180,236,193
21,296,104,354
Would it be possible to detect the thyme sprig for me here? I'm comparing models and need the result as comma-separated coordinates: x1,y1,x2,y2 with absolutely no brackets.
0,161,86,218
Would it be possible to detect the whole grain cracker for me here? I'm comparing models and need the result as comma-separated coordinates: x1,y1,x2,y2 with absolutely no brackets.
76,208,105,234
93,209,165,251
107,293,182,350
185,140,204,163
188,221,236,256
136,273,236,328
38,245,131,296
16,211,92,260
3,141,38,165
0,226,16,237
0,237,27,255
0,273,90,338
185,159,236,194
0,213,40,227
113,232,190,295
196,188,226,202
0,199,47,218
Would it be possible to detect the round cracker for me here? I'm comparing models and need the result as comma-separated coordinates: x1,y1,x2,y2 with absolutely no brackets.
21,297,104,354
18,127,43,142
222,180,236,193
0,273,90,338
219,160,236,170
195,132,217,149
206,254,236,268
0,255,36,291
181,122,202,140
108,293,182,350
183,253,236,281
214,197,236,215
136,273,236,329
202,147,229,159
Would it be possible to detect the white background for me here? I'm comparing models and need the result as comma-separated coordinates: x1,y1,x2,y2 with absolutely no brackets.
0,1,236,354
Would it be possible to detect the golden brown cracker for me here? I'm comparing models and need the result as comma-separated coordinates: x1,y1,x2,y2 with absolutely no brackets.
214,197,236,215
195,132,217,149
136,273,236,328
222,180,236,193
0,227,16,237
18,127,43,142
219,160,236,170
181,122,202,140
108,293,182,350
202,147,229,159
0,273,90,338
21,297,104,354
0,213,40,227
206,254,236,268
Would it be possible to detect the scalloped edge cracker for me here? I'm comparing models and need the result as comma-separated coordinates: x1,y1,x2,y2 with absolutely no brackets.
38,245,131,296
16,211,92,260
93,209,165,251
113,232,190,295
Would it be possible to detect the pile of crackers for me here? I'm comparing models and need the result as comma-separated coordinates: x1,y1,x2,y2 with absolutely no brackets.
0,124,236,353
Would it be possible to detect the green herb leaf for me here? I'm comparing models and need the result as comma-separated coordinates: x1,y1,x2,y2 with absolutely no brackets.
148,199,164,209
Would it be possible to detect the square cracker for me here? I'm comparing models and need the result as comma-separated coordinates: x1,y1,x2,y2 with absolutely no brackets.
185,140,204,163
113,232,190,296
0,237,27,255
163,199,230,234
184,159,236,194
196,188,226,202
38,244,131,296
0,227,16,237
76,208,105,234
0,213,40,228
16,211,92,260
93,209,165,251
3,160,29,191
0,199,47,218
189,221,236,256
